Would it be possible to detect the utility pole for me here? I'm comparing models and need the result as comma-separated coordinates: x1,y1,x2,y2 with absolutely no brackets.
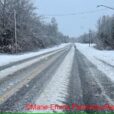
89,30,92,47
14,10,17,53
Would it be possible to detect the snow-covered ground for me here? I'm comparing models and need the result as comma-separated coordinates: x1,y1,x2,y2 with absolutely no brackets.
76,43,114,81
0,43,69,67
0,51,62,80
33,46,75,112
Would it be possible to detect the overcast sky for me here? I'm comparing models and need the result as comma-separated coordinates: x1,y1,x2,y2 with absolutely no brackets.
32,0,114,37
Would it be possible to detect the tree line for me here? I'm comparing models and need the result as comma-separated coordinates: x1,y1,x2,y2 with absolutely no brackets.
0,0,70,53
77,15,114,50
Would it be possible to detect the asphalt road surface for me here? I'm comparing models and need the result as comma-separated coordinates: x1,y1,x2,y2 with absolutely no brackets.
0,44,114,113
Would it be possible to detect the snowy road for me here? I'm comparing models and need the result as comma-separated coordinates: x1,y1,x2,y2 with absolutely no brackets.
0,44,114,113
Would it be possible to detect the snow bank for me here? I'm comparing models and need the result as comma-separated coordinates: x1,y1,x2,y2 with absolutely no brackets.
0,43,69,67
76,43,114,81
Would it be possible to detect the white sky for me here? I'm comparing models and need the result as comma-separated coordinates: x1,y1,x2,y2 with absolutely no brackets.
32,0,114,37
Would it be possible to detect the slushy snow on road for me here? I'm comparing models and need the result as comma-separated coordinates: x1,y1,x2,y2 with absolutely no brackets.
34,46,75,112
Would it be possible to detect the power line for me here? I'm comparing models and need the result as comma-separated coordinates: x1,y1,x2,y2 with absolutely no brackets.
40,8,111,17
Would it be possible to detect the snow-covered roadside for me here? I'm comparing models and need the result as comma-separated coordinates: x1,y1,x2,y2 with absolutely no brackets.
32,47,75,112
0,47,68,81
0,43,69,67
76,43,114,81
